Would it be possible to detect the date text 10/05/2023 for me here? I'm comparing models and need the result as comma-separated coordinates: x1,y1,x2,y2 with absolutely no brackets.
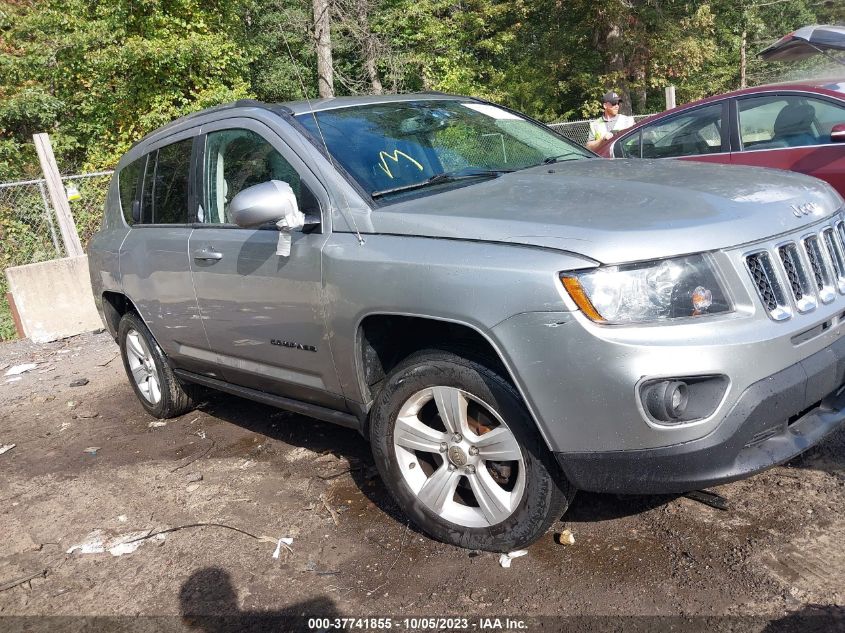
307,617,529,630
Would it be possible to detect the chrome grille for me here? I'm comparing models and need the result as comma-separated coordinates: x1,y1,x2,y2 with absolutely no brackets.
746,252,789,319
804,237,824,288
803,236,835,303
744,213,845,321
823,227,845,292
778,244,804,299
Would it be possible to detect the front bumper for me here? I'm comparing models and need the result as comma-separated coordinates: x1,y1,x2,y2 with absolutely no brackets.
554,334,845,494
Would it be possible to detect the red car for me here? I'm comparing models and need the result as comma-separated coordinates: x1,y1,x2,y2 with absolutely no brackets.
594,78,845,196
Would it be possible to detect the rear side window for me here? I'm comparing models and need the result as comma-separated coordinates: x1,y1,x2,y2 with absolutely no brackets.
139,138,194,224
118,157,145,225
739,95,845,150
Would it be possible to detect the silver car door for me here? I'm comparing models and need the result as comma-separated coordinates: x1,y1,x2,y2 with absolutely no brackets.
188,117,345,410
119,129,213,376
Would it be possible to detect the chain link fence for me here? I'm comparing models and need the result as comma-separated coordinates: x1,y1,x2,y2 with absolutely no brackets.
548,115,653,147
0,170,112,339
63,172,114,248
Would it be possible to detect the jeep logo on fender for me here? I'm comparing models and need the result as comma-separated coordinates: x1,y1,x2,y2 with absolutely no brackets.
271,339,318,353
791,202,823,218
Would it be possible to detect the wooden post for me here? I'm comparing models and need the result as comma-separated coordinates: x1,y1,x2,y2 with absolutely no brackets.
5,292,25,339
665,86,676,111
33,133,84,258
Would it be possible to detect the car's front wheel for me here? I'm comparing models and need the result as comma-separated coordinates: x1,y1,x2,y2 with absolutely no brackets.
369,350,572,552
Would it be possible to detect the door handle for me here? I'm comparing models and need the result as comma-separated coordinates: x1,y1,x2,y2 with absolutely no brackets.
193,248,223,261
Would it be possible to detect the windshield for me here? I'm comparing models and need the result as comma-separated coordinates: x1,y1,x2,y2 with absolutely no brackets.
296,100,591,200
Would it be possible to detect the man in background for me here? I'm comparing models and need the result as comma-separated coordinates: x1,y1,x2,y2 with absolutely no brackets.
586,91,634,150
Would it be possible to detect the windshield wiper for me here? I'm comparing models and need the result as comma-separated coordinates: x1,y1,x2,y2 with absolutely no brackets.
541,153,582,165
371,168,513,199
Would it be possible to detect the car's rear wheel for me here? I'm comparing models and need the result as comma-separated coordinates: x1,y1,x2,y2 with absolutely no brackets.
369,350,572,552
118,312,197,419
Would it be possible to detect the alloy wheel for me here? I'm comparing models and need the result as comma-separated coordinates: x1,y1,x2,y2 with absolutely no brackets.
125,329,162,404
392,386,526,528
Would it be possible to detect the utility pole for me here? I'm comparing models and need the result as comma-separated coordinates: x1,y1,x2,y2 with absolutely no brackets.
665,85,676,111
313,0,335,98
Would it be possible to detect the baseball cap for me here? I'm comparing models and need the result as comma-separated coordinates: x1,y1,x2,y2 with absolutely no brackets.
602,91,621,105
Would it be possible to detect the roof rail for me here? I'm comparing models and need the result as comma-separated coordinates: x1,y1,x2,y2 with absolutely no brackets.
129,100,293,150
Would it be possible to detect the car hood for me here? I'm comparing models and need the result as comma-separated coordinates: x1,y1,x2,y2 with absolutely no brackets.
370,158,844,264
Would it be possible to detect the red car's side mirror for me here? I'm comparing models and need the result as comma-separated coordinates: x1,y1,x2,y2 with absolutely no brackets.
831,123,845,143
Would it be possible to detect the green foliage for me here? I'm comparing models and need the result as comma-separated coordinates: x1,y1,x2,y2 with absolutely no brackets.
0,0,839,176
244,0,318,102
0,0,253,178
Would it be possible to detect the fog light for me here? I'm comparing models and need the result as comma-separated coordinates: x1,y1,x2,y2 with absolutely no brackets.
645,380,689,422
639,375,729,425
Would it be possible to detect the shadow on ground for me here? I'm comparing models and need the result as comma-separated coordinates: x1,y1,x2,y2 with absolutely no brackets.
196,391,691,533
761,604,845,633
196,392,413,527
180,567,341,633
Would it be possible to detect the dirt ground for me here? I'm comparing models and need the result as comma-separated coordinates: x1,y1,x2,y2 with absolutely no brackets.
0,331,844,632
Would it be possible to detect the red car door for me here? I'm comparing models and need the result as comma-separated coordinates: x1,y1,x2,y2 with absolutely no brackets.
731,93,845,196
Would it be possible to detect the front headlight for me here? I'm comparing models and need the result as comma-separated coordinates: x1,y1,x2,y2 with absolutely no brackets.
560,254,733,324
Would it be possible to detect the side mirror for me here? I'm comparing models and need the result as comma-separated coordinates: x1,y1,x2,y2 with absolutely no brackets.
229,180,300,229
831,123,845,143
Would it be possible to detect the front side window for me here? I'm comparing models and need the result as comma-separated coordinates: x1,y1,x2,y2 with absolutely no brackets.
739,94,845,150
138,138,193,224
615,130,642,158
296,100,591,200
639,103,724,159
202,128,318,224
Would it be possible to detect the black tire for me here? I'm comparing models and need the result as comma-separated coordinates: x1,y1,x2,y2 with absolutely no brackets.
118,312,197,419
369,349,573,552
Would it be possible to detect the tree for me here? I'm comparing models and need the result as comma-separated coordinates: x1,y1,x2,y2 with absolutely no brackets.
313,0,335,97
0,0,252,177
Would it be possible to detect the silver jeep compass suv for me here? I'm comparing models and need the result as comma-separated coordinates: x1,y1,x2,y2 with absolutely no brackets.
89,94,845,552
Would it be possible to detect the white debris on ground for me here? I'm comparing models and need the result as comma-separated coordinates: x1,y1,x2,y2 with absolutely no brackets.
66,529,108,555
0,444,15,456
148,420,167,428
106,531,159,556
498,550,528,568
271,537,294,559
284,446,319,462
66,529,166,557
4,363,38,376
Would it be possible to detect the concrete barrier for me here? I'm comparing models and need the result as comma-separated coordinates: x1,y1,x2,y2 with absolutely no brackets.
4,255,104,343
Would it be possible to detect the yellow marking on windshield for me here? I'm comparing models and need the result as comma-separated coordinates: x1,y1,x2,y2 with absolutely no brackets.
377,150,424,179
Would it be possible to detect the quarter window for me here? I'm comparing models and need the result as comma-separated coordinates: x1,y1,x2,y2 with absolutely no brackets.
739,95,845,150
138,139,193,224
202,128,318,224
638,103,724,158
118,157,145,225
